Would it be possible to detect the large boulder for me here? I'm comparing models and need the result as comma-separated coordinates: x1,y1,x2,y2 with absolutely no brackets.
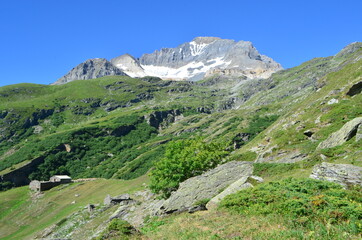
317,117,362,149
357,124,362,142
161,161,253,214
310,162,362,188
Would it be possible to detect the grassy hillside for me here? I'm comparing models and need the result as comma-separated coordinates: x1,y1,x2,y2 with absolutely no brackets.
0,175,148,240
0,43,361,239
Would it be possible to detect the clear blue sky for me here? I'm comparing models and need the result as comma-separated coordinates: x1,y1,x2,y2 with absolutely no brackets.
0,0,361,87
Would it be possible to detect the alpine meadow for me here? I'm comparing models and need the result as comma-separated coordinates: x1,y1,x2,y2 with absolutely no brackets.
0,37,361,240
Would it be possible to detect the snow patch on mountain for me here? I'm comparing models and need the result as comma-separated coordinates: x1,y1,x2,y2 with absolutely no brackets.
141,57,230,80
190,41,209,56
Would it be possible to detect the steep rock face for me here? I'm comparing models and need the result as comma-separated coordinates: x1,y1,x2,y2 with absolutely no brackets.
53,58,128,85
113,37,282,81
310,162,362,187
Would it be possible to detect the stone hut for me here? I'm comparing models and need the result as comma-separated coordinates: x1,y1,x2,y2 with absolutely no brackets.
50,175,72,183
29,175,72,192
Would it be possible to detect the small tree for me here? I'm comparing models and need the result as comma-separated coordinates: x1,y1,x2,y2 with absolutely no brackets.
149,138,229,198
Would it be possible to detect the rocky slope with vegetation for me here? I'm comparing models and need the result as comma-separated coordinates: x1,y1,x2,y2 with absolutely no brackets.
0,42,361,239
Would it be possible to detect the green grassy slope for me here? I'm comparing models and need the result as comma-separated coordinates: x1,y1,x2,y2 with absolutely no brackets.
0,175,148,239
0,42,361,239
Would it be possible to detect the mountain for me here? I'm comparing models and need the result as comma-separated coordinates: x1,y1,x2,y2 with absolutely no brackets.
135,36,282,81
54,37,282,84
53,58,128,85
1,42,361,239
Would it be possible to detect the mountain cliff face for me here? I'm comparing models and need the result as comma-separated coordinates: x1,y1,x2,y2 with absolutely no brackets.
53,58,128,85
54,37,282,84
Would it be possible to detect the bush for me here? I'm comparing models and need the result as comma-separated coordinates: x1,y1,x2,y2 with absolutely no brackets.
220,178,362,235
94,219,138,240
245,115,279,138
149,138,230,198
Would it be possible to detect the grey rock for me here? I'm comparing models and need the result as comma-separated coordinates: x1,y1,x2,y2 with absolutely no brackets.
110,189,165,227
104,194,112,205
249,175,264,183
310,162,362,187
53,58,128,85
161,161,253,214
317,117,362,149
109,200,138,221
206,176,253,210
33,125,44,134
357,124,362,142
104,193,131,206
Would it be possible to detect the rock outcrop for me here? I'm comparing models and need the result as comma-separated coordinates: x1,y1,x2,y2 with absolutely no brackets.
317,117,362,149
346,81,362,96
144,110,183,129
53,58,128,85
161,161,253,214
104,194,132,206
109,190,165,227
310,162,362,187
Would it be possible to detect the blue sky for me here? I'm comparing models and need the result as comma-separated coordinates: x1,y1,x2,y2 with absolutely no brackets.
0,0,361,87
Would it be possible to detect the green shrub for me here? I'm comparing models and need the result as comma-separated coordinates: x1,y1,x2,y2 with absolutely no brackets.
220,178,362,235
94,219,138,240
149,138,230,198
245,114,279,138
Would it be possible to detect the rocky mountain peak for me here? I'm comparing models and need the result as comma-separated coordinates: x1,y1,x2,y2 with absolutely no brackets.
134,37,283,81
52,58,128,85
192,36,221,44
